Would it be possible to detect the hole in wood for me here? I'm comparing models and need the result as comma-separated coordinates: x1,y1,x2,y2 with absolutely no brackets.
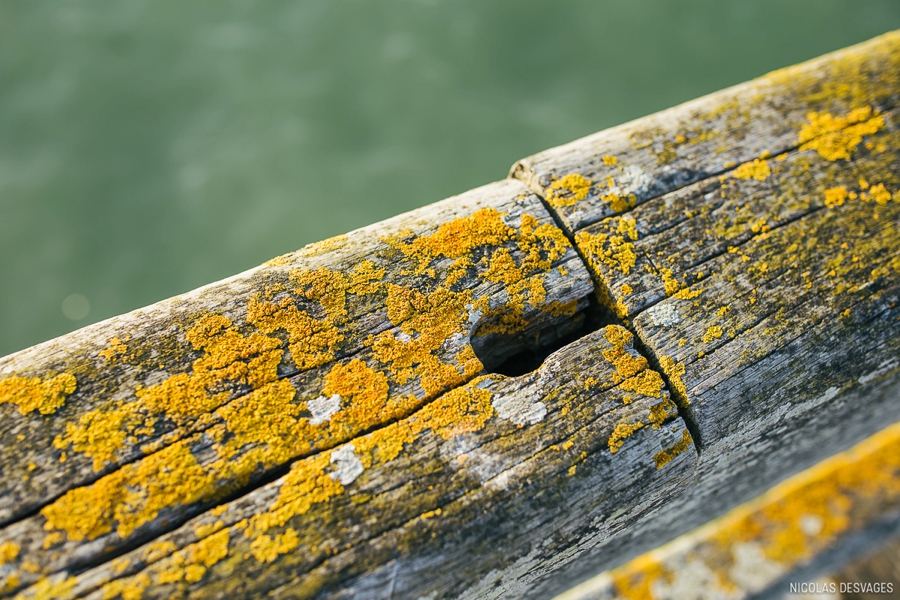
472,302,608,377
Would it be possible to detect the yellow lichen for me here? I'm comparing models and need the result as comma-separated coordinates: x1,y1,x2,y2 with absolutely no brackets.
249,528,299,564
702,325,724,344
41,440,216,541
798,106,884,161
602,327,648,382
600,191,637,213
394,208,514,272
647,398,675,429
0,373,76,416
609,422,644,453
99,337,128,362
416,380,493,440
23,576,77,600
247,295,341,371
41,532,64,550
619,370,665,399
602,155,618,166
0,541,19,565
294,234,348,259
575,230,637,277
824,186,849,207
653,429,693,469
732,158,771,181
659,355,688,407
102,572,150,600
142,541,177,562
371,286,483,396
546,174,592,208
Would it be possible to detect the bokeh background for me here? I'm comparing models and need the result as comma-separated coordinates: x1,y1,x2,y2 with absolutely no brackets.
3,0,900,356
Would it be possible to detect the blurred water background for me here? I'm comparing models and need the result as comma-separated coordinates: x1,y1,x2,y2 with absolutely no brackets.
2,0,899,356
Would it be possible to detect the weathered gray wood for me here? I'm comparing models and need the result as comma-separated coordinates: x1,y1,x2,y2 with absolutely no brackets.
13,327,696,600
0,179,594,596
513,37,900,600
1,30,900,600
511,31,900,234
555,420,900,600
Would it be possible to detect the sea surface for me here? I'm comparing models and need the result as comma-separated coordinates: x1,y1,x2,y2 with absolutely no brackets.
2,0,899,355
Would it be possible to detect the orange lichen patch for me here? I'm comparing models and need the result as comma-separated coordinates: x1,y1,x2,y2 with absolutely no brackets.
245,453,343,538
864,182,893,204
320,360,393,435
619,370,665,399
99,337,129,362
213,379,312,474
600,191,637,213
575,230,637,278
602,155,619,166
1,574,20,595
653,429,693,469
142,528,230,586
101,572,150,600
0,373,76,416
660,268,681,296
702,325,724,344
144,314,282,420
672,287,702,300
611,554,673,600
732,158,771,181
41,532,64,550
23,576,77,600
247,295,341,370
56,313,286,471
0,541,19,565
142,541,177,563
41,440,216,541
647,398,676,429
54,406,147,472
371,286,484,396
249,528,299,564
231,377,495,562
393,208,515,272
658,355,689,407
609,422,644,453
546,174,592,208
294,234,348,259
824,185,850,207
602,328,648,383
415,378,493,440
607,420,900,598
798,106,884,161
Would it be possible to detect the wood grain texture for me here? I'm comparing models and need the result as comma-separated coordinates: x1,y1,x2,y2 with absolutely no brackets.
511,31,900,234
513,35,900,600
2,30,900,600
555,419,900,600
9,327,697,600
0,179,594,596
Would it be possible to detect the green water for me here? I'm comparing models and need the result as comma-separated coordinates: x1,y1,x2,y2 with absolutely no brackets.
2,1,898,356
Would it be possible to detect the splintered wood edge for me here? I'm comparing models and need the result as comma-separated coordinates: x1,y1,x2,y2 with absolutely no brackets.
555,419,900,600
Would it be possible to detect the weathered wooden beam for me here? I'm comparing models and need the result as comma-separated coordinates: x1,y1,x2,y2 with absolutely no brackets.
25,328,696,600
0,30,899,600
508,31,900,597
511,30,900,235
0,180,597,596
556,419,900,600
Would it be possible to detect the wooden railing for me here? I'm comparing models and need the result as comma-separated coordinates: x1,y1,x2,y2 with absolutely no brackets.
1,30,898,600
